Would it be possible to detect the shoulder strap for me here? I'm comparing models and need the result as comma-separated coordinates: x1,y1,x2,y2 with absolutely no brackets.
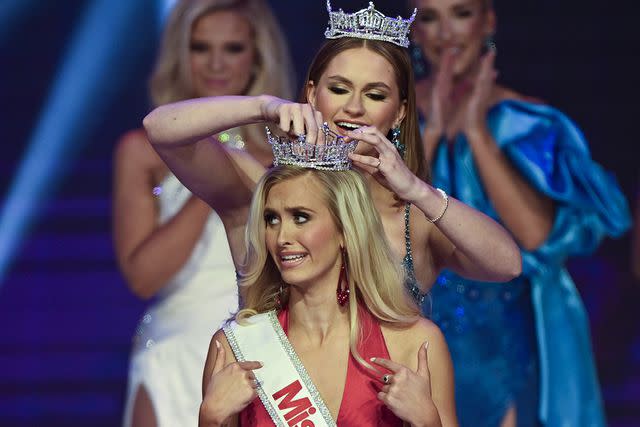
402,203,427,305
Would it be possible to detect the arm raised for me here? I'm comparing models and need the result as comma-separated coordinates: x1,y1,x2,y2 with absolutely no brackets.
143,96,271,211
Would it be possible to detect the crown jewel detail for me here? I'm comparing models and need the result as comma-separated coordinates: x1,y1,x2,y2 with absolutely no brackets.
324,1,417,48
266,123,357,171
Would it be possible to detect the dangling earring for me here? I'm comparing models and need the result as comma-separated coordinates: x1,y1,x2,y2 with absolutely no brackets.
391,126,405,159
336,247,350,306
275,283,285,309
484,33,497,53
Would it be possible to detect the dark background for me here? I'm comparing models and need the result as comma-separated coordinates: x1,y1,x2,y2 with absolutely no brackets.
0,0,638,425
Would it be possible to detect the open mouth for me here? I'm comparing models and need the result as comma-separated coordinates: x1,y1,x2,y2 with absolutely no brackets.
279,253,307,267
335,121,364,134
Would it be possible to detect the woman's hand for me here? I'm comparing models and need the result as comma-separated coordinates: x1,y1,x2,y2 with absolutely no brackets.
425,49,456,135
347,126,423,202
200,341,263,425
260,96,326,144
461,50,497,137
371,342,441,427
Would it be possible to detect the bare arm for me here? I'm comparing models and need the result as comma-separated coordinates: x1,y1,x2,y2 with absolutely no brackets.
200,331,240,427
112,130,212,299
466,128,555,250
381,320,458,427
414,184,522,282
142,96,272,211
422,326,457,427
425,50,554,252
348,126,521,283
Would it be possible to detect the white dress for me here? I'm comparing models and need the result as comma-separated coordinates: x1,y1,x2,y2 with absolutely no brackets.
122,173,238,427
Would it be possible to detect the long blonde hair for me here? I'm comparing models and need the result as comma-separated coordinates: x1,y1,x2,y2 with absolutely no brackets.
149,0,295,143
237,166,421,368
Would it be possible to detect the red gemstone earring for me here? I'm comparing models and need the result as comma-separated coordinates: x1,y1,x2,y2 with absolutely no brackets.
275,283,284,309
337,247,350,306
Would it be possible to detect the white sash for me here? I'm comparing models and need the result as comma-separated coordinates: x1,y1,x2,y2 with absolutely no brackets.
223,311,336,427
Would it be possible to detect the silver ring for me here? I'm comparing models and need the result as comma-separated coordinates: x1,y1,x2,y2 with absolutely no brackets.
375,158,381,169
382,373,392,384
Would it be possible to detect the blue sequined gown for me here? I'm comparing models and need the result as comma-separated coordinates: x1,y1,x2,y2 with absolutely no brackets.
424,100,631,426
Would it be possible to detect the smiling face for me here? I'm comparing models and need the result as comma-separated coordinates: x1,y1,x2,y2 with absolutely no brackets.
264,175,344,291
307,47,406,138
189,10,256,97
411,0,495,78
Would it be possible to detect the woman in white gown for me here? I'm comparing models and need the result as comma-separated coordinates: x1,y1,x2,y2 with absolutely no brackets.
112,1,294,425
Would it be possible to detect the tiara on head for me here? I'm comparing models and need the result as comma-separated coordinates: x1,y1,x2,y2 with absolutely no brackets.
324,1,417,48
266,123,357,171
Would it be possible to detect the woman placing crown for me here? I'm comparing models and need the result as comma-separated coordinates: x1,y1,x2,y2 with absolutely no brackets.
143,2,521,424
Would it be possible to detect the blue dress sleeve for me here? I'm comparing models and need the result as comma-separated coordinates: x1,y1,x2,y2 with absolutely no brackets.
489,100,631,272
487,100,631,425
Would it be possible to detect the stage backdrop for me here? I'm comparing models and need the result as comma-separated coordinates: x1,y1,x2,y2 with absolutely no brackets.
0,1,637,425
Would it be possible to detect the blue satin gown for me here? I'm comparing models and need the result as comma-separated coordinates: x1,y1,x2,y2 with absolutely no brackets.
425,100,631,426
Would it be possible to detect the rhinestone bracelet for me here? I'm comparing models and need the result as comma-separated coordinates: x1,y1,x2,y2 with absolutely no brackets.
426,188,449,223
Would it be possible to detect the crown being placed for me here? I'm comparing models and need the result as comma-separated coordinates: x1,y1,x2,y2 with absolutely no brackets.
266,123,357,171
324,1,417,48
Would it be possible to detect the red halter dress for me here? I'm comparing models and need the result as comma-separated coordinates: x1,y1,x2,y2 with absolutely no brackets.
239,306,402,426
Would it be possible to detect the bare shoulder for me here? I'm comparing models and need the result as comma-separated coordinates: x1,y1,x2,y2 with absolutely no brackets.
205,328,236,368
393,317,446,349
381,317,449,371
493,85,545,105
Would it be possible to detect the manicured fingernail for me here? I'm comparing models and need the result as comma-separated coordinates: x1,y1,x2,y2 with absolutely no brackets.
215,340,220,349
424,342,429,350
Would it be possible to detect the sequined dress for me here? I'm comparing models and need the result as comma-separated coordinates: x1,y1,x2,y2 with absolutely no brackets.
122,173,238,427
423,100,631,426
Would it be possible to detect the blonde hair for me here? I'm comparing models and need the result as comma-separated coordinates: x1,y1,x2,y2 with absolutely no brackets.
148,0,294,149
237,166,421,368
150,0,294,106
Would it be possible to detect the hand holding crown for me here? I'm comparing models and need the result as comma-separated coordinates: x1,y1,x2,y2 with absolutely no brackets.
347,126,422,201
260,95,327,145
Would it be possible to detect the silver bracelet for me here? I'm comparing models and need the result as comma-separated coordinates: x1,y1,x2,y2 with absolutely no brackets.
425,188,449,223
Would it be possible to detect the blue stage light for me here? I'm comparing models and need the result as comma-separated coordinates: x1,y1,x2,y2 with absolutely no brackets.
0,0,157,288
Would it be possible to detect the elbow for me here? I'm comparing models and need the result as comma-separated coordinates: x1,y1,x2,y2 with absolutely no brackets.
509,251,523,279
518,214,554,252
127,277,157,301
519,231,547,252
129,284,156,301
497,239,523,281
142,108,164,146
518,227,551,252
121,266,158,301
494,252,521,283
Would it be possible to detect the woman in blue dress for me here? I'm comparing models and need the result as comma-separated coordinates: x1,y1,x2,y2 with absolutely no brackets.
409,0,631,425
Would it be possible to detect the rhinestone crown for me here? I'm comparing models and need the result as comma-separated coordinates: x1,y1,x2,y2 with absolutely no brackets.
324,1,417,48
266,123,357,171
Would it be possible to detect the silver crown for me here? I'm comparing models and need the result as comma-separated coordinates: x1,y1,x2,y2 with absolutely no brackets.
266,123,357,171
324,1,417,48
